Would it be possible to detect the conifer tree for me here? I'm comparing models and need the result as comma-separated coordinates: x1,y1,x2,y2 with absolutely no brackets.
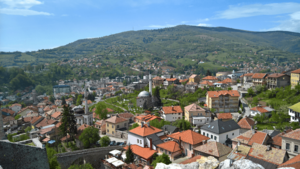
125,144,134,164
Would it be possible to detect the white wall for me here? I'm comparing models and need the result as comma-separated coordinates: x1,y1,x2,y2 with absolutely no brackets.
289,109,299,122
193,117,211,126
201,129,240,145
127,133,146,147
162,113,182,122
11,106,21,113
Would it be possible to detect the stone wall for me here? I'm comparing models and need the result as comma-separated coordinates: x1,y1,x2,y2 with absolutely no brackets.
115,130,128,140
0,141,50,169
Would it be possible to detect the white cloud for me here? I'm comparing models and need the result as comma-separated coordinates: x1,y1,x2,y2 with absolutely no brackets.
0,0,52,16
218,3,300,19
267,11,300,33
148,24,177,28
197,23,211,27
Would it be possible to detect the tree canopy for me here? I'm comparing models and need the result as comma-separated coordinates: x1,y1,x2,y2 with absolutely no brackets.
99,136,110,147
59,105,77,142
79,126,100,149
151,153,172,168
125,144,134,164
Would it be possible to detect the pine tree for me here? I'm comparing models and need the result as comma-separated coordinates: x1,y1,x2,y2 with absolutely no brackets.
59,105,77,144
125,144,134,164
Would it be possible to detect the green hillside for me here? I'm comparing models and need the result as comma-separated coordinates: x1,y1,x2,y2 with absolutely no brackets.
1,25,300,67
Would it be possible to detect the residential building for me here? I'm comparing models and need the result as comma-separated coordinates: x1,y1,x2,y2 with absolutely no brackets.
118,112,135,123
184,103,211,126
237,117,255,133
199,81,214,88
206,90,239,113
193,141,232,162
271,129,292,149
185,82,198,93
227,144,251,161
1,108,15,117
246,143,289,169
168,130,210,157
161,106,183,122
202,76,218,83
281,129,300,158
55,100,62,106
35,118,57,129
94,120,106,134
250,106,274,117
288,102,300,122
240,73,254,84
267,73,290,89
9,103,22,113
123,145,157,166
251,73,267,86
135,114,161,125
156,141,182,161
189,74,201,83
231,130,270,149
163,78,179,87
51,111,62,120
216,113,232,121
105,115,129,136
291,68,300,89
278,154,300,169
152,76,164,88
201,119,240,147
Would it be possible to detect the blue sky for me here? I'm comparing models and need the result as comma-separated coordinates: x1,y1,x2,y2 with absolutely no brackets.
1,0,300,52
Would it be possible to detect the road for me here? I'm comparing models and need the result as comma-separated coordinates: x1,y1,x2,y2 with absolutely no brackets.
240,97,251,118
100,134,126,143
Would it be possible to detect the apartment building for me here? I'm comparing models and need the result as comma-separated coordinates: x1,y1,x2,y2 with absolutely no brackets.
252,73,267,86
291,68,300,89
281,129,300,158
184,103,211,126
206,90,239,113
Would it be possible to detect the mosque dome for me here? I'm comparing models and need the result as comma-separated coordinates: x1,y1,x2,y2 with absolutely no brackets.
138,91,150,97
74,108,84,114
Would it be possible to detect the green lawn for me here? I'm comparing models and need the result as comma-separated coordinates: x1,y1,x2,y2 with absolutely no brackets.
25,142,36,146
256,122,290,130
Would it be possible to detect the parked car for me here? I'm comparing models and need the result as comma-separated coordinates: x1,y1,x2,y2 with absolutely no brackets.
118,142,126,146
109,141,116,146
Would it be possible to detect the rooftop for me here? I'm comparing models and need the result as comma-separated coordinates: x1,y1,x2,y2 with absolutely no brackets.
252,73,267,79
232,130,268,146
105,115,128,124
184,103,205,112
237,117,255,129
291,68,300,74
289,102,300,113
201,119,240,134
250,106,274,113
157,141,181,153
162,106,183,114
207,90,240,98
129,124,162,137
279,154,300,169
193,141,232,157
217,113,232,120
202,76,218,80
180,155,202,164
282,129,300,140
123,145,157,160
168,130,209,145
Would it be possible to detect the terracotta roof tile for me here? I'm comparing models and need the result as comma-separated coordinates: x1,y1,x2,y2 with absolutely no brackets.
217,113,232,120
129,124,162,137
124,145,157,159
118,112,134,119
165,78,178,82
267,73,286,78
30,116,43,124
250,106,273,113
252,73,267,79
240,73,253,77
36,118,56,128
9,103,22,108
105,116,128,124
238,117,255,129
1,108,15,116
180,155,202,164
282,129,300,140
135,114,161,122
193,141,232,157
207,90,240,98
232,130,267,146
200,81,214,86
291,68,300,74
184,103,205,112
157,141,181,153
168,130,209,145
202,76,218,80
162,106,183,114
279,154,300,169
51,111,61,119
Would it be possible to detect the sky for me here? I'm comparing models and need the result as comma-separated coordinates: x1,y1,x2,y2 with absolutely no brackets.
1,0,300,52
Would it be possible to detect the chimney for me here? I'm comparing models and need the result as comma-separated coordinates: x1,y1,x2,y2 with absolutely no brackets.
149,138,153,150
172,105,174,111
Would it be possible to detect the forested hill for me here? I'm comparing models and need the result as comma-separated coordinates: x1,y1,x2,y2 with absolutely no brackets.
1,25,300,67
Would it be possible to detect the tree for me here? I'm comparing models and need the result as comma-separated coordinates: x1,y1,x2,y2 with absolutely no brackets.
227,87,232,90
76,95,82,106
99,136,110,147
173,118,191,130
150,119,170,129
252,97,259,106
151,153,172,168
247,88,255,97
59,105,77,144
24,126,31,134
206,70,211,76
153,87,162,106
68,163,93,169
95,102,108,120
125,144,134,164
14,114,21,120
130,123,139,130
253,113,266,124
46,146,61,169
50,95,55,103
62,97,66,105
79,126,100,149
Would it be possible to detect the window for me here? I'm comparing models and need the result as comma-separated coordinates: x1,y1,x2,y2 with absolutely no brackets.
107,124,109,127
214,136,217,140
295,145,298,152
189,144,192,150
137,139,139,143
117,125,119,129
169,151,171,155
211,135,213,139
203,132,205,136
226,135,228,139
124,123,127,126
107,129,109,132
112,131,114,134
232,133,234,136
112,125,114,128
207,133,209,137
286,143,290,150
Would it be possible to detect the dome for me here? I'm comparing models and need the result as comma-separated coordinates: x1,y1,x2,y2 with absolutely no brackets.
74,108,84,114
138,91,150,97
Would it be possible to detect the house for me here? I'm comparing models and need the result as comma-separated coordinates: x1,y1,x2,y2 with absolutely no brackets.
75,124,90,148
185,82,198,93
231,130,270,149
202,76,218,83
55,100,62,106
9,103,22,113
216,113,232,121
28,116,44,128
163,78,179,87
193,141,232,162
271,129,292,149
246,143,289,169
51,111,62,120
227,144,251,161
135,114,161,125
161,106,183,122
105,115,129,136
267,73,290,89
95,120,106,134
127,123,163,148
206,90,239,113
288,102,300,123
152,76,164,88
35,117,57,129
201,119,240,147
199,81,214,88
184,103,211,126
237,117,255,133
123,145,157,166
189,74,201,84
251,73,267,86
156,141,182,161
250,106,274,117
1,108,15,117
291,68,300,89
168,130,209,157
281,129,300,158
240,73,254,84
118,112,135,123
278,154,300,169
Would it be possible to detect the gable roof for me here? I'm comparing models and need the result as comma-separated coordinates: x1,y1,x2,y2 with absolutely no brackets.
162,106,183,114
168,130,209,145
165,78,178,82
105,115,128,124
129,124,162,137
217,113,232,120
238,117,255,129
193,141,232,157
10,103,22,108
51,111,61,119
184,103,205,112
282,129,300,140
161,125,178,134
35,118,56,128
200,81,214,86
202,76,218,80
118,112,134,119
252,73,267,79
207,90,240,98
201,119,240,134
135,114,161,122
1,108,15,116
232,130,268,146
146,134,163,146
189,74,198,78
267,73,287,78
240,73,253,77
279,154,300,169
157,141,181,153
123,145,157,160
250,106,274,113
227,145,251,161
291,68,300,74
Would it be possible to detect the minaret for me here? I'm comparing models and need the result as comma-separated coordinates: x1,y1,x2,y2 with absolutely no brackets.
149,72,152,95
84,86,88,115
0,103,5,140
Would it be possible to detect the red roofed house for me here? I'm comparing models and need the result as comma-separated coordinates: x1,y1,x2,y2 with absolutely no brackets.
161,106,183,122
281,129,300,158
51,111,62,120
193,141,232,162
135,114,161,126
206,90,239,113
9,103,22,113
250,106,274,117
216,113,232,121
251,73,267,86
240,73,254,84
267,73,290,89
231,129,270,149
123,144,157,166
200,81,214,88
169,130,210,157
156,141,182,161
163,78,179,87
279,154,300,169
189,74,201,83
237,117,255,133
202,76,218,83
152,76,164,88
184,103,211,126
105,115,129,136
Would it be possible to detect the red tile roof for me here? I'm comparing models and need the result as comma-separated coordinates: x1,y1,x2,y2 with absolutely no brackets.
200,81,214,86
238,117,255,129
193,141,232,157
221,78,233,84
272,130,292,146
180,155,202,164
105,115,128,124
118,112,134,119
252,73,267,79
165,78,178,82
30,116,43,124
282,129,300,140
279,154,300,169
267,73,286,78
36,118,56,128
232,130,267,146
51,111,61,119
168,130,209,145
217,113,232,120
291,68,300,74
207,90,239,98
157,141,181,153
184,103,205,112
9,103,22,108
129,124,162,137
202,76,218,80
240,73,253,77
1,108,15,116
250,106,272,113
124,145,157,160
162,106,183,114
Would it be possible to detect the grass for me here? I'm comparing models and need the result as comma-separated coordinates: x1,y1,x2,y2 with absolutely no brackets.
25,142,36,146
256,122,290,130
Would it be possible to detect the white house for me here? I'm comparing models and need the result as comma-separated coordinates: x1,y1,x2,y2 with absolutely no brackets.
9,103,22,113
250,106,274,117
200,119,240,147
288,102,300,122
161,106,183,122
